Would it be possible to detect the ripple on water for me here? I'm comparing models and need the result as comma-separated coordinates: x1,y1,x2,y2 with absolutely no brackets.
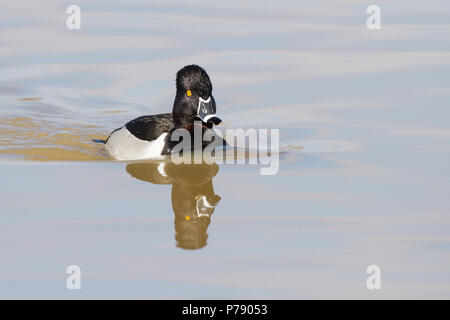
0,116,111,161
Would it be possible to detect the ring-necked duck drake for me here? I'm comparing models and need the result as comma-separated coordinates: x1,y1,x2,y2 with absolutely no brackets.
103,65,222,160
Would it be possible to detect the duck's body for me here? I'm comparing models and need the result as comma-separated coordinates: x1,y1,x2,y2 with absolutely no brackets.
105,113,173,160
103,65,222,161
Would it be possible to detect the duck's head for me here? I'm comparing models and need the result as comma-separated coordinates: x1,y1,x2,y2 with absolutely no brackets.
172,65,222,128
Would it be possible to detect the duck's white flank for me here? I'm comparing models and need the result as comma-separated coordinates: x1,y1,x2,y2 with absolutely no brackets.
105,127,167,161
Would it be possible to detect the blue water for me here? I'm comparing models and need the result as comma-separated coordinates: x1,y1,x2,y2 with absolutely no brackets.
0,0,450,299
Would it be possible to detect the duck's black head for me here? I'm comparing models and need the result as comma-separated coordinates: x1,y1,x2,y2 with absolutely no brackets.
172,65,222,128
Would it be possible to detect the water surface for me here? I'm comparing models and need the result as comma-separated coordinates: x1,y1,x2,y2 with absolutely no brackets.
1,0,450,299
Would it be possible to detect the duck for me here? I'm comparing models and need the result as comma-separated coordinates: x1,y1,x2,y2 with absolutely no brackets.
100,65,222,161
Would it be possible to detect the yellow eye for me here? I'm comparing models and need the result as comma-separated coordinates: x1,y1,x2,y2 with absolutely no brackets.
185,216,191,220
186,90,192,97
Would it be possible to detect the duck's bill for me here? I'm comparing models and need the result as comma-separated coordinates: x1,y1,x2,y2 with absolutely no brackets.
197,96,222,125
203,115,222,125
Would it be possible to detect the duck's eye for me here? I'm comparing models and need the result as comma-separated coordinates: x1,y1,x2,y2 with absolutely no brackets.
186,90,192,97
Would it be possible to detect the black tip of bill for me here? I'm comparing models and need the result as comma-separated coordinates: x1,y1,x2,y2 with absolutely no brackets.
207,116,222,125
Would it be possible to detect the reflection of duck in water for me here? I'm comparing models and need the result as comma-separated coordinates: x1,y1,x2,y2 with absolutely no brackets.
126,162,221,250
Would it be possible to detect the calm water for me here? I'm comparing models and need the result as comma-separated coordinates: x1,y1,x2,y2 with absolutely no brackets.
1,0,450,299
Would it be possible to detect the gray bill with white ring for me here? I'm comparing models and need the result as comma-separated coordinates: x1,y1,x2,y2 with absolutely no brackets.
197,96,221,125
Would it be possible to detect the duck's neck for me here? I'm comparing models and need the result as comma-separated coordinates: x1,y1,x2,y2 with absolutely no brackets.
172,95,189,127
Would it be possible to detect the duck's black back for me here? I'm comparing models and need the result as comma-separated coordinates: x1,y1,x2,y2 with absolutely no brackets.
125,113,174,141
